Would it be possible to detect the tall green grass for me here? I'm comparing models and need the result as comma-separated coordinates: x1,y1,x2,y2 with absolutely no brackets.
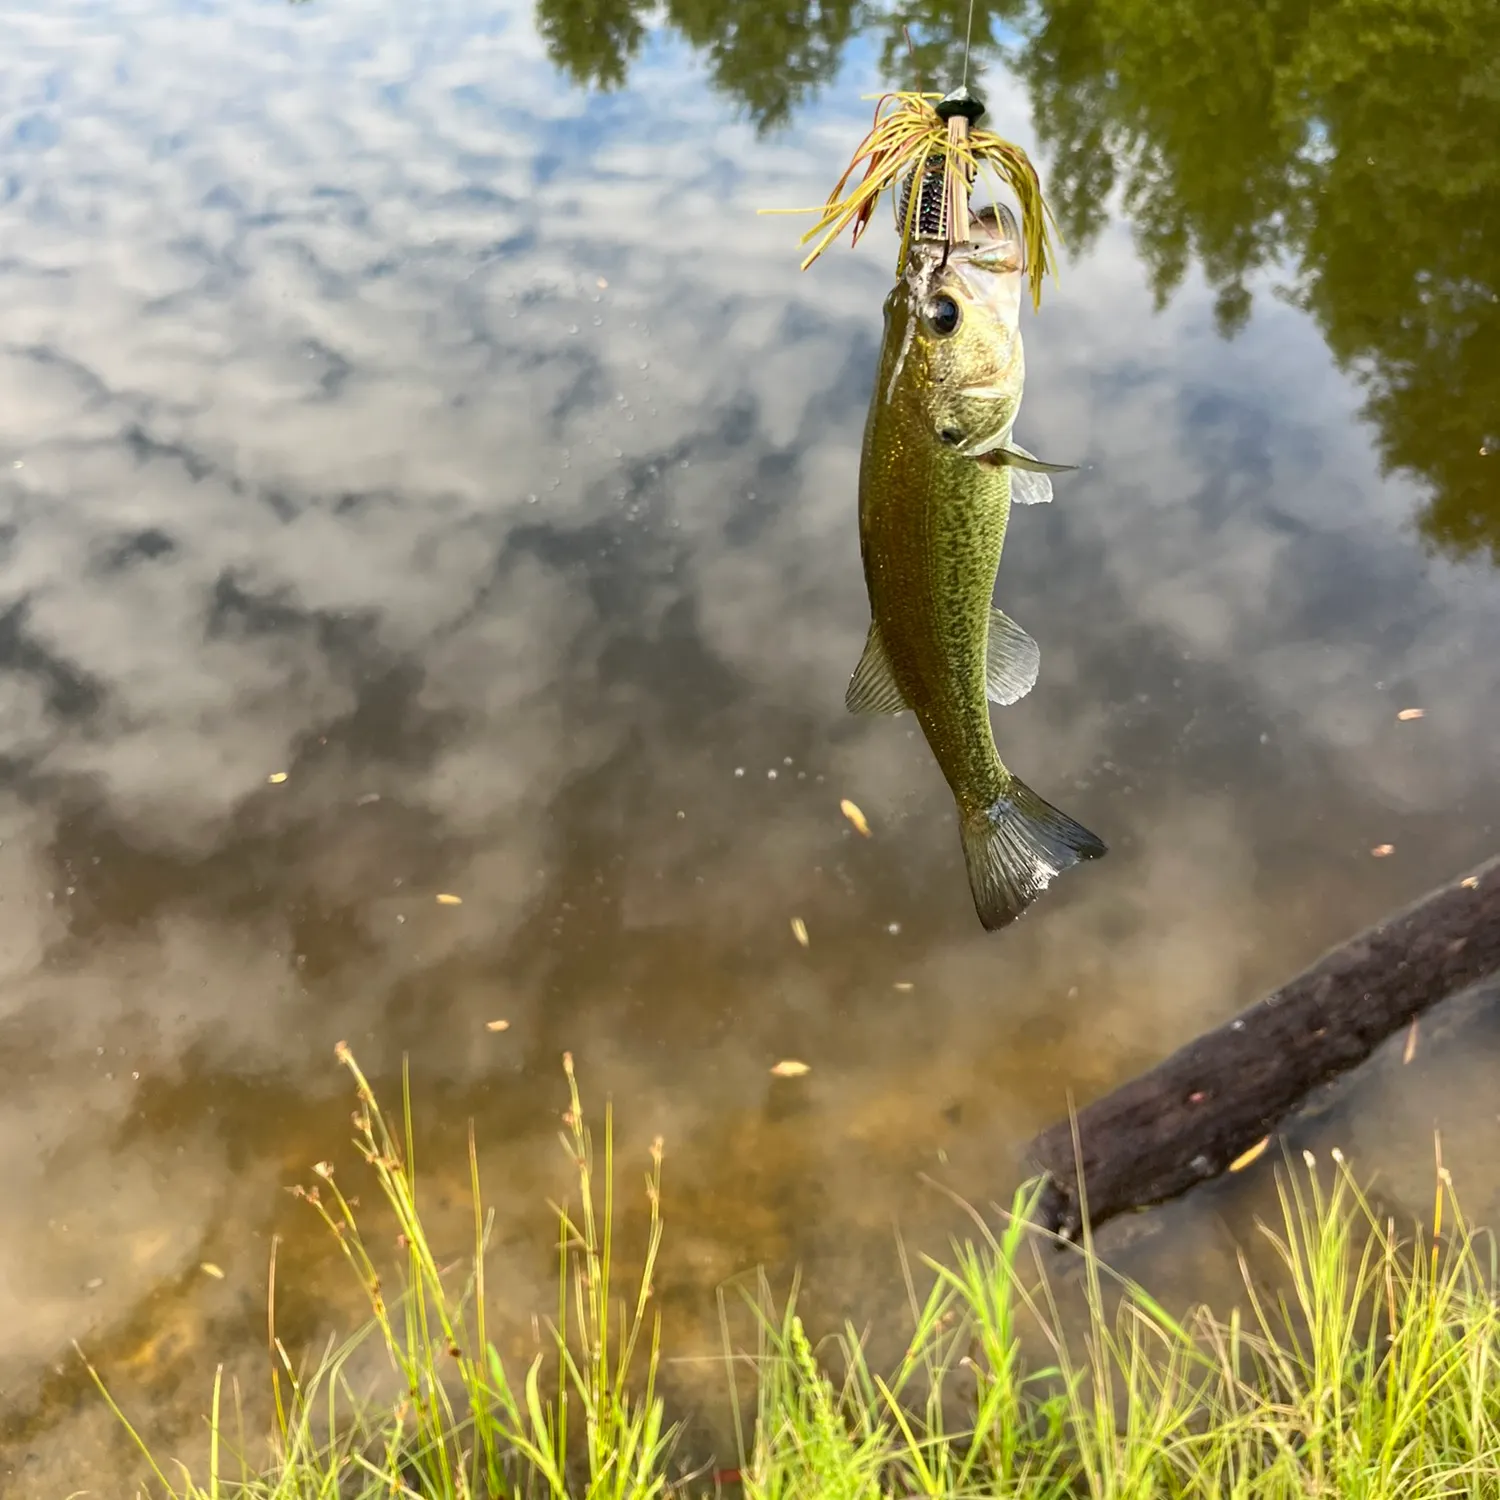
82,1047,1500,1498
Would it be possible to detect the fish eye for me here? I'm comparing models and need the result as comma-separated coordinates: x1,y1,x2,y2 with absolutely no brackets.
924,294,961,337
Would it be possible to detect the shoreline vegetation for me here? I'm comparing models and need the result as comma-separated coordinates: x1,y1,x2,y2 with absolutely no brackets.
84,1046,1500,1498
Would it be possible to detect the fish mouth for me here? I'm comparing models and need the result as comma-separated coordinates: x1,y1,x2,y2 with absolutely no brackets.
904,212,1025,335
969,202,1023,260
903,206,1024,314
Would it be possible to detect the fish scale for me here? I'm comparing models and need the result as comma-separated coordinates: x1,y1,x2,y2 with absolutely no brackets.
860,316,1011,813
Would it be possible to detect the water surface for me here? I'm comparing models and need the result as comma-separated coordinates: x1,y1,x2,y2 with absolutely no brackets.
2,0,1498,1488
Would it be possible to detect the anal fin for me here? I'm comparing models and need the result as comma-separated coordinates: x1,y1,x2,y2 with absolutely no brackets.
987,608,1040,705
845,621,909,715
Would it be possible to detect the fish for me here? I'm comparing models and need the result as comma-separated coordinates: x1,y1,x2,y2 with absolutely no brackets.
846,200,1107,931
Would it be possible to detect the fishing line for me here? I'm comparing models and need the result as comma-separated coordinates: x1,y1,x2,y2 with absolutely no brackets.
951,0,980,244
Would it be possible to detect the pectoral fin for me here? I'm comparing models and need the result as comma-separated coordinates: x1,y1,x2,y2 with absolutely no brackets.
1010,465,1057,506
994,441,1076,474
978,441,1078,506
987,608,1040,705
845,621,909,715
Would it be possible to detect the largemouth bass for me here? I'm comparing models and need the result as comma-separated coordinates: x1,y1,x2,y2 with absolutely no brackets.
847,203,1107,930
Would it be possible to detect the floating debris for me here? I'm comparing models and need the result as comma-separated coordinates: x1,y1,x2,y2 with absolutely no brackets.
840,798,872,837
770,1059,810,1078
1462,875,1481,889
267,771,289,784
1396,708,1425,721
436,893,464,906
356,792,381,806
893,981,914,992
1371,844,1395,858
1229,1136,1271,1173
485,1019,511,1032
200,1262,226,1280
1403,1020,1419,1065
790,917,809,947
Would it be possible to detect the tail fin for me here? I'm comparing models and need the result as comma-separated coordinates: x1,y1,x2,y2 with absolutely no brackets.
958,778,1107,931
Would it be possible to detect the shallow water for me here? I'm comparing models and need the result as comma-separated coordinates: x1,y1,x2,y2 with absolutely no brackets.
2,0,1499,1487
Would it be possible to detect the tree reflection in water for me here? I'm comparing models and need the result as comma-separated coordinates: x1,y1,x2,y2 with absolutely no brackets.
534,0,1500,561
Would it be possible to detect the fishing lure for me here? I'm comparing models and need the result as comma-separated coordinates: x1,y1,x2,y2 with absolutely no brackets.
764,85,1060,310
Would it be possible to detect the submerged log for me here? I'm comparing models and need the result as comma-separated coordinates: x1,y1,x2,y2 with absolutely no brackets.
1025,855,1500,1241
